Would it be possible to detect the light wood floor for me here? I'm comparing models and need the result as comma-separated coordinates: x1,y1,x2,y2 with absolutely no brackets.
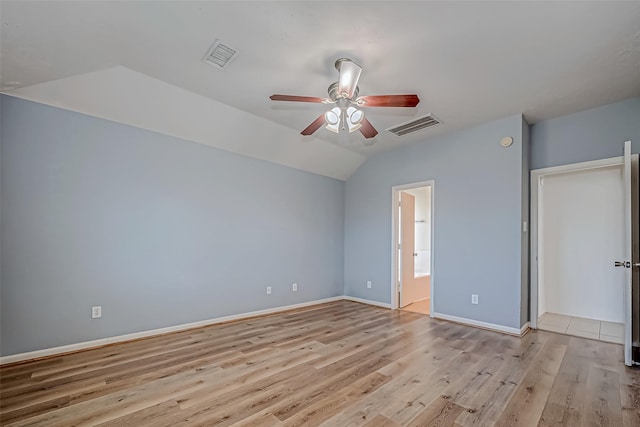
401,298,430,315
1,301,639,426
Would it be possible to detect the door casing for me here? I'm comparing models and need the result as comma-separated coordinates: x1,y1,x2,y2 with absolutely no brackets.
391,180,435,312
530,153,638,333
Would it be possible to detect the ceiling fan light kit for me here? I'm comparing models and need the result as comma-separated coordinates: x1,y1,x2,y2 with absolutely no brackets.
270,58,420,140
325,105,363,134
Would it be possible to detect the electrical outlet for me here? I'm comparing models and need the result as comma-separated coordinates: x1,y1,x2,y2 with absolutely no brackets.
292,283,297,292
266,286,272,295
367,280,372,289
471,294,479,305
92,306,102,319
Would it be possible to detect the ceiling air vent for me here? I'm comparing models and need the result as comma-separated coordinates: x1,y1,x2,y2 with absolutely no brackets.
202,40,238,69
386,114,442,136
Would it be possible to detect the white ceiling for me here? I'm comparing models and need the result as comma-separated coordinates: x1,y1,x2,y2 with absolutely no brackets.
2,1,639,180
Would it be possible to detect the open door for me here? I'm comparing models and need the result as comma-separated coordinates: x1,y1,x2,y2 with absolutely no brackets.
392,181,435,314
632,146,640,365
618,140,638,366
400,192,416,308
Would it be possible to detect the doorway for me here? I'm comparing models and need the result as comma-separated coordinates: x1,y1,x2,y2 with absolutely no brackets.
391,181,434,315
531,153,638,352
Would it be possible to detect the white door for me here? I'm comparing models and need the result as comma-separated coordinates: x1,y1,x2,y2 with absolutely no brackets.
400,192,416,308
621,141,633,366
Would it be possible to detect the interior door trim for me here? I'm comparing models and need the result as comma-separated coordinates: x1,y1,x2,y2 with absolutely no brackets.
391,180,435,314
530,153,638,330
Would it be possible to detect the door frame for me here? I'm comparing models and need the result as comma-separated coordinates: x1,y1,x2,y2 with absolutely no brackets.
391,180,435,313
529,154,636,329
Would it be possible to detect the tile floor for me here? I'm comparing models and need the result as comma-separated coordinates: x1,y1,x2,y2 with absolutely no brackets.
537,312,624,344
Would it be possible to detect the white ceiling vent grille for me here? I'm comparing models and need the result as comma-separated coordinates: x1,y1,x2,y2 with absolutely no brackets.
386,114,442,136
202,40,238,69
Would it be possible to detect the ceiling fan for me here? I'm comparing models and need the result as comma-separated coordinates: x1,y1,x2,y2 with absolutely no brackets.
270,58,420,139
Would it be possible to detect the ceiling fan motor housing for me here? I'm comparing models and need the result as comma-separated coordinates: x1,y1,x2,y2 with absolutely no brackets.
328,82,359,101
334,58,351,71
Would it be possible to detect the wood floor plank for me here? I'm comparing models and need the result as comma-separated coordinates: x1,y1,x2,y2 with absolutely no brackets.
4,363,224,426
0,341,251,414
229,412,282,427
173,384,291,427
405,396,465,427
361,414,401,427
620,383,640,427
173,345,320,411
333,348,478,425
381,332,543,425
1,301,637,427
584,365,623,426
94,400,180,427
268,332,410,422
277,372,391,426
0,396,71,425
1,338,255,401
537,353,590,426
452,333,549,425
493,340,567,427
380,351,486,424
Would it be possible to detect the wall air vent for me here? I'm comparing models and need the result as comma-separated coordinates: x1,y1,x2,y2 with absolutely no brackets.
386,114,442,136
202,40,238,69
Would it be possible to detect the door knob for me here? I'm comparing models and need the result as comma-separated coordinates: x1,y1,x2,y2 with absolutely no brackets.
615,261,631,268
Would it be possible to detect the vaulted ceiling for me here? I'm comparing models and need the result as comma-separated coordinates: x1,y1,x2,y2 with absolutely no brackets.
2,1,639,180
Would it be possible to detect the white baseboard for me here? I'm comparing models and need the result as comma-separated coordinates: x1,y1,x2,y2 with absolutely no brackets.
342,296,392,309
0,296,343,365
432,312,528,337
0,297,527,365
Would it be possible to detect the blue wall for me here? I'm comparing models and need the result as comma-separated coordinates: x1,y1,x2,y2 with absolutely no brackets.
344,114,528,329
531,97,640,169
3,93,638,357
0,95,345,356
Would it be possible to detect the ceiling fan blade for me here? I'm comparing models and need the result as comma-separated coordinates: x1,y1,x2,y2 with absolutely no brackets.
359,118,378,139
301,114,326,136
337,58,362,99
358,94,420,108
270,94,327,103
